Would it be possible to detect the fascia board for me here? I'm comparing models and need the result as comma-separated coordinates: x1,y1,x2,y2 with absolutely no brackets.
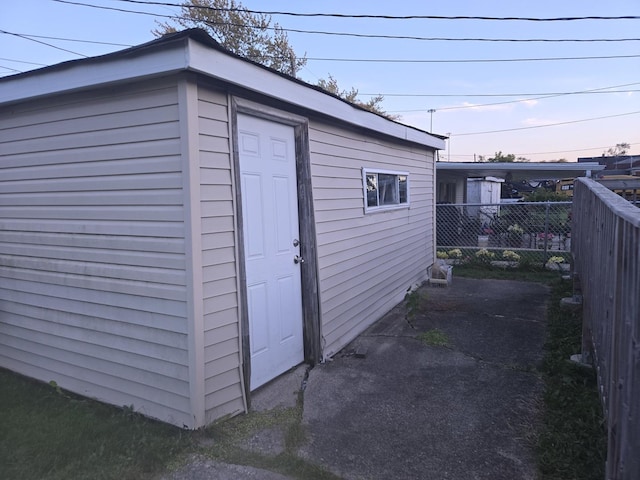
0,44,189,105
186,39,445,150
0,35,443,151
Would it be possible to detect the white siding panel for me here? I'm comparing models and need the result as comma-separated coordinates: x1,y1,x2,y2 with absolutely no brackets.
197,86,245,421
309,121,435,358
204,351,240,379
204,383,244,412
0,80,194,426
0,219,185,237
0,85,179,129
0,140,181,170
1,122,180,156
0,351,192,427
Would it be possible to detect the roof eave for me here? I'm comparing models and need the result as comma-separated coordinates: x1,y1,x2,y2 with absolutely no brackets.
0,30,444,151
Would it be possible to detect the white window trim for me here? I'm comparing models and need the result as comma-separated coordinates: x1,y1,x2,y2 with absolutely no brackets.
363,167,410,213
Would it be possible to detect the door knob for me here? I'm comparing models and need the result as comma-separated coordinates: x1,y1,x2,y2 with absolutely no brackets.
293,239,300,247
294,255,305,264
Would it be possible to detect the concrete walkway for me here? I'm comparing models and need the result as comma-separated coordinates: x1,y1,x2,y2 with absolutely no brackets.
160,277,549,480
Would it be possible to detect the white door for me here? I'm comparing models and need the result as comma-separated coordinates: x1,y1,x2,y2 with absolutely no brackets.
237,114,304,390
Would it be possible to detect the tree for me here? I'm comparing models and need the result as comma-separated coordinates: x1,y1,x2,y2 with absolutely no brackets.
154,0,306,76
479,151,529,163
603,142,630,157
155,1,396,118
316,75,399,120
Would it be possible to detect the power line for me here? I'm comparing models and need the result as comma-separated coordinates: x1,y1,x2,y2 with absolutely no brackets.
453,111,640,136
449,142,640,159
305,54,640,64
515,142,640,156
53,0,174,18
361,82,640,98
6,25,638,47
0,57,47,66
7,25,638,68
249,27,640,43
390,91,640,113
385,82,640,112
3,32,132,47
111,1,640,21
8,27,637,65
0,29,88,58
0,65,22,73
52,1,640,43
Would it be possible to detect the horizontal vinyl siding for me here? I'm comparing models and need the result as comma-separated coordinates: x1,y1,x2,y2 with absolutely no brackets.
309,122,434,358
197,85,245,422
0,80,194,426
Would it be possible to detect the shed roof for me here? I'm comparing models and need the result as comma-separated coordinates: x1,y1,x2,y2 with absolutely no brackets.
0,29,445,150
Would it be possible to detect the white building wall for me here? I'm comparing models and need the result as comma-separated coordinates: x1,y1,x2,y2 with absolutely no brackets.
308,121,434,358
0,80,194,426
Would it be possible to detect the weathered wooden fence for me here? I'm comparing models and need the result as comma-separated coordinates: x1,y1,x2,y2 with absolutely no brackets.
572,178,640,480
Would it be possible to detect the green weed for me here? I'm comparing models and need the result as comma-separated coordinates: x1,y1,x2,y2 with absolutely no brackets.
417,328,450,347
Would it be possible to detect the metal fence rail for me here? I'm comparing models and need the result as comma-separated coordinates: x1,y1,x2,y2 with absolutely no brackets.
573,178,640,480
436,201,572,260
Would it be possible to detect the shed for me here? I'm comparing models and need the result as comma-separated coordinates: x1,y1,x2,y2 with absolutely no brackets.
0,29,444,428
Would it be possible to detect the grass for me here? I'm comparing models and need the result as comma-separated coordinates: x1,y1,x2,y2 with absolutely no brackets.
0,369,192,480
417,328,450,347
536,280,607,480
453,262,559,283
455,265,607,479
0,369,339,480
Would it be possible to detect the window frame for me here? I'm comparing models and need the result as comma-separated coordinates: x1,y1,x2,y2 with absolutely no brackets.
362,168,410,213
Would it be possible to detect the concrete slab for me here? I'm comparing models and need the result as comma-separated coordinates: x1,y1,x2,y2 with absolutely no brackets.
158,455,292,480
158,277,549,480
299,277,546,480
251,364,308,412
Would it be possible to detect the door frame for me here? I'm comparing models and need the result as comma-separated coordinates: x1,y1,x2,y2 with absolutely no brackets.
230,97,321,403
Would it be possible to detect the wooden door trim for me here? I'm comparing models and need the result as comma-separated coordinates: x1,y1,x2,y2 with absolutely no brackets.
230,97,321,406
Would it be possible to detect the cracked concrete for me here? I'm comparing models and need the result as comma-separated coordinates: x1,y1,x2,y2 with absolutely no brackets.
159,277,548,480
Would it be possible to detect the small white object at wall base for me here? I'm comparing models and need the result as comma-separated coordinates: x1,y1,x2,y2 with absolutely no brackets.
427,262,453,287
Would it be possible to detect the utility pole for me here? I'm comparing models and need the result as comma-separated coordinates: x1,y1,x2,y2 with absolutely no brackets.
446,133,451,162
428,109,436,131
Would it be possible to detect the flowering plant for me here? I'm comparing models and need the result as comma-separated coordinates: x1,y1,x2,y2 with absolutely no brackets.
475,248,495,261
447,249,463,259
502,250,521,262
507,224,524,235
548,256,565,264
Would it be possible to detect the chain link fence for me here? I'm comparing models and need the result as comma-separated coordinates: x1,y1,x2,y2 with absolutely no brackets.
436,201,573,264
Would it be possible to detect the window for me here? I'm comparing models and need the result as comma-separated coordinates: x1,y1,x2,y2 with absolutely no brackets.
363,168,409,212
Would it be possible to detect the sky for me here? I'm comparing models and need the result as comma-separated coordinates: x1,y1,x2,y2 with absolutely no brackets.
2,0,639,162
